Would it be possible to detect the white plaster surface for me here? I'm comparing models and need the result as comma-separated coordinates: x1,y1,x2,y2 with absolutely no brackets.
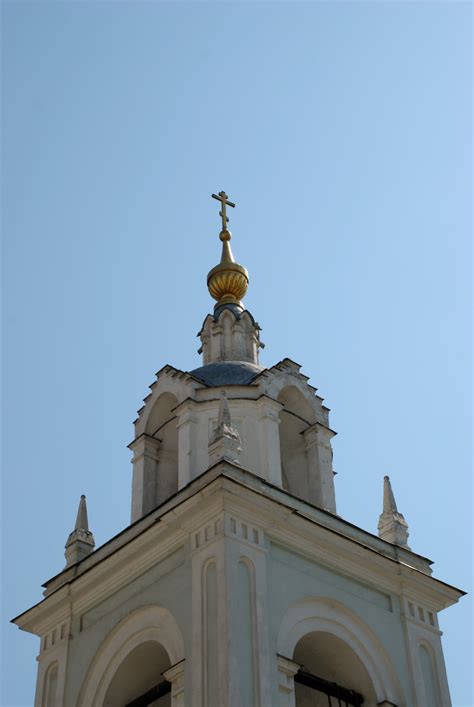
17,468,461,707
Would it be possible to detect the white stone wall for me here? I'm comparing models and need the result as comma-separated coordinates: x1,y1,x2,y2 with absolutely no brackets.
23,473,456,707
130,360,338,521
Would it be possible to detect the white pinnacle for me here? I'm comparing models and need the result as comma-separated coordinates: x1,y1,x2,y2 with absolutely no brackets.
383,475,398,514
65,494,95,567
378,476,410,549
212,391,233,441
75,494,90,531
208,391,242,466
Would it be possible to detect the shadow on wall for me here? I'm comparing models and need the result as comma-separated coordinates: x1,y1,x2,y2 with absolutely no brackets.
294,631,377,707
278,385,316,500
103,640,171,707
146,392,179,505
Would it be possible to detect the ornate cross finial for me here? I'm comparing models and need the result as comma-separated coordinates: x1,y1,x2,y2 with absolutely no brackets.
212,191,235,231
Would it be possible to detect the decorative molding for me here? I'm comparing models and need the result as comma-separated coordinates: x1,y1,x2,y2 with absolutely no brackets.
14,467,462,639
403,596,439,632
227,515,263,549
40,619,70,656
192,516,224,552
76,605,184,707
277,598,403,706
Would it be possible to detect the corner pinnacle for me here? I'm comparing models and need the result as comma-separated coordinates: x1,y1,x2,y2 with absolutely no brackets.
65,494,95,567
378,476,410,549
208,391,242,466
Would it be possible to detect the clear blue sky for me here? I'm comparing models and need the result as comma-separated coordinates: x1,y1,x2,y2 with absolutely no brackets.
1,2,472,705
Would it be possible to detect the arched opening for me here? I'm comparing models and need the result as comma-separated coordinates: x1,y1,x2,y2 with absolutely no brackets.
293,631,378,707
145,392,178,505
278,598,402,707
277,386,315,499
103,640,171,707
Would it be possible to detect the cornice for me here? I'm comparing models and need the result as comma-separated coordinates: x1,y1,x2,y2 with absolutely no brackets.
13,463,464,636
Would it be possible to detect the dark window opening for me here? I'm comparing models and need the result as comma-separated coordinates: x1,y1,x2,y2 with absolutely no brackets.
295,668,364,706
125,679,171,707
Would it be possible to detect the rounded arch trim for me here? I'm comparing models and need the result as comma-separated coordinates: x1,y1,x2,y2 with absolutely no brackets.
77,604,184,707
277,597,403,706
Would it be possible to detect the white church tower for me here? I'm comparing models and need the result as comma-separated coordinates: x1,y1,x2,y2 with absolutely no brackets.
14,191,464,707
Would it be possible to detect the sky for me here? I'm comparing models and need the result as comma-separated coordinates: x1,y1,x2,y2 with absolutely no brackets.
1,1,472,705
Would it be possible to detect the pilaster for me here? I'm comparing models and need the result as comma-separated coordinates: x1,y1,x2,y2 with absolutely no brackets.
190,515,228,707
210,321,224,362
163,660,185,707
402,596,451,707
34,619,71,707
276,654,300,707
302,422,336,512
190,510,271,707
175,401,199,488
255,396,283,486
129,434,161,522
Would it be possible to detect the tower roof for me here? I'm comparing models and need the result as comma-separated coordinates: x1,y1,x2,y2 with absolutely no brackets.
190,360,263,386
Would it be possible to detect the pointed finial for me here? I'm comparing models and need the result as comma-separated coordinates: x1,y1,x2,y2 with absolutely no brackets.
383,475,398,514
378,476,410,549
208,391,242,466
65,494,95,567
207,191,249,309
75,494,89,531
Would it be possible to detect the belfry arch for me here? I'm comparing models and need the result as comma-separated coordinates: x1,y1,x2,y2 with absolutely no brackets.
77,605,185,707
277,385,316,500
103,640,171,706
277,598,403,707
130,391,180,520
293,632,377,706
145,391,179,504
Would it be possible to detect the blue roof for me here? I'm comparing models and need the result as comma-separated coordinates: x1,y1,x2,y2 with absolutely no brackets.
189,361,263,386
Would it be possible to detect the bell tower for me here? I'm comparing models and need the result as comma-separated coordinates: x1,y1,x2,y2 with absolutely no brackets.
13,193,464,707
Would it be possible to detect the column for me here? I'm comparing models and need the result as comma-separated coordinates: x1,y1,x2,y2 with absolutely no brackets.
129,434,161,522
34,619,71,707
175,401,198,488
190,513,272,707
256,397,283,486
190,518,229,707
302,422,336,513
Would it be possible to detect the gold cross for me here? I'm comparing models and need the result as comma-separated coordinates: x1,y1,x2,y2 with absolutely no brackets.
212,191,235,231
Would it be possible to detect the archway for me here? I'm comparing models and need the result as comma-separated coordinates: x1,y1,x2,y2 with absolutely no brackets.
103,640,171,707
145,392,179,504
78,605,185,707
277,598,402,707
277,386,315,499
293,631,377,706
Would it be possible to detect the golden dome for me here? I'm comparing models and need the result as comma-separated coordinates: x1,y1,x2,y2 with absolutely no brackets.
207,229,249,307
